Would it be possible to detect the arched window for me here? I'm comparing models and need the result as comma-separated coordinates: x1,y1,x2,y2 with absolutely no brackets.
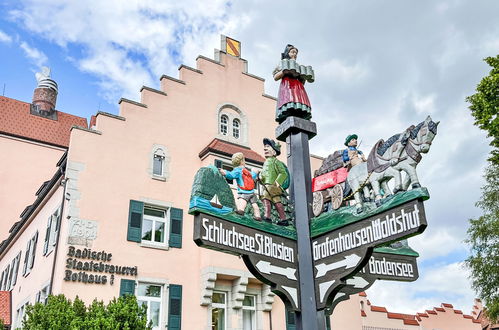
232,119,240,139
217,104,247,145
153,148,166,177
220,115,228,135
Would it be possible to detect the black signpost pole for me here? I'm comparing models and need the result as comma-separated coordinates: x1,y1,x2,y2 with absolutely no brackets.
277,116,323,330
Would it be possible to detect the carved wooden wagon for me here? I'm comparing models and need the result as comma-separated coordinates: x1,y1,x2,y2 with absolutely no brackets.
312,150,351,216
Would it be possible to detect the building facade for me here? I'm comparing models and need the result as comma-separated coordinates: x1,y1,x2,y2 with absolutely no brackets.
0,36,482,330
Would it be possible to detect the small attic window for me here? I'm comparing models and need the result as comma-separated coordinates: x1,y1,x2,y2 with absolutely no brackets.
153,150,165,176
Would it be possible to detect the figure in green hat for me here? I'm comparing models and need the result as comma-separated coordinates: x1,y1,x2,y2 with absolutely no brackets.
259,138,290,226
342,134,366,168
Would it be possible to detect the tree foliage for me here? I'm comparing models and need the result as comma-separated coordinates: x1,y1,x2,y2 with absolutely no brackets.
22,294,151,330
465,163,499,322
466,55,499,165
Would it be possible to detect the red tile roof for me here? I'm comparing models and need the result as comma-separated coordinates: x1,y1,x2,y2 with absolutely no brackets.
371,306,388,313
0,96,87,147
417,313,429,318
361,310,367,317
442,303,454,308
0,291,11,326
199,138,265,165
454,310,463,314
359,291,367,297
435,307,445,312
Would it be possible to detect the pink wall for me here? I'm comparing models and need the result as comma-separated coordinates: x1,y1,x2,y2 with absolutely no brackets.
0,135,64,240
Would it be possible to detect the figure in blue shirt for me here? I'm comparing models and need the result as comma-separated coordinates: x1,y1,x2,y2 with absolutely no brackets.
219,152,262,221
343,134,366,168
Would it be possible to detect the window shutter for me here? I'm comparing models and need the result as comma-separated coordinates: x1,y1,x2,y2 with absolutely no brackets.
168,284,182,330
22,240,31,276
29,231,39,270
119,279,136,296
286,308,296,330
169,208,183,248
52,210,60,246
214,159,223,168
11,252,21,286
127,200,144,242
43,216,51,255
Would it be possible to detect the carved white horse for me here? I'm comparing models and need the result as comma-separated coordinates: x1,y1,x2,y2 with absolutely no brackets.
347,116,439,211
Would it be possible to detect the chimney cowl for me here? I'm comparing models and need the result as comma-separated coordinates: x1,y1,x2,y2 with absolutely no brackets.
31,66,58,119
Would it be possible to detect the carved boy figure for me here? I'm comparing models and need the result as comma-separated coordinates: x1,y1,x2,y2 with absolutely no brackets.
259,138,289,226
220,152,262,221
343,134,366,168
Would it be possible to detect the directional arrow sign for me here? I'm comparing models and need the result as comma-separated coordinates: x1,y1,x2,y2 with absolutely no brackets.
345,276,370,289
256,260,297,280
313,199,427,310
193,213,301,310
315,253,361,277
327,250,420,310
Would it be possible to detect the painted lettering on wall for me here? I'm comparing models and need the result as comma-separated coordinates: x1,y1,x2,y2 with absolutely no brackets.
64,246,138,285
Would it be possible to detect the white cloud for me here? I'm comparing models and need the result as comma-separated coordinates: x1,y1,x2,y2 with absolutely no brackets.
0,30,12,43
411,229,466,261
318,58,370,83
9,0,236,102
367,262,476,315
19,41,48,67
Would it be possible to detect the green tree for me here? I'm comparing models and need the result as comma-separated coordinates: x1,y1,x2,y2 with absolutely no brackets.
466,55,499,165
465,163,499,322
23,294,151,330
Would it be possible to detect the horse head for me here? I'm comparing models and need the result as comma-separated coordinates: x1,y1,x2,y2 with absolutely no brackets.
408,115,439,154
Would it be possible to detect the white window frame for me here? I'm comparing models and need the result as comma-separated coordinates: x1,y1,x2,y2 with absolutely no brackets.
220,115,229,135
217,104,248,146
149,145,170,181
233,118,241,139
136,280,168,330
212,291,228,330
44,207,60,256
36,284,50,304
153,151,165,177
23,231,38,277
140,205,170,248
242,294,256,330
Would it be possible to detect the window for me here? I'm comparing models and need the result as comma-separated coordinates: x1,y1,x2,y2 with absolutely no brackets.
138,283,163,330
0,265,10,290
233,119,240,138
16,301,29,328
212,291,227,330
23,231,38,276
127,200,183,248
141,206,168,246
242,295,256,330
43,208,60,256
153,153,165,176
217,105,246,144
36,285,49,304
220,115,228,135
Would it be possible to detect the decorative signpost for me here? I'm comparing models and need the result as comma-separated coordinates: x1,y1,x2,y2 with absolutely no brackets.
189,43,439,330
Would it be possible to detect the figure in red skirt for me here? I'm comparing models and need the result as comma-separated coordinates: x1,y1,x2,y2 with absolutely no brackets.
273,44,315,123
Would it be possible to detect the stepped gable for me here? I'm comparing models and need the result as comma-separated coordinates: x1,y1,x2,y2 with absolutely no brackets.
358,292,481,327
0,96,87,147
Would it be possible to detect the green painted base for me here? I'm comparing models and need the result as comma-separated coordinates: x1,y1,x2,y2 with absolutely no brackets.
311,188,430,238
373,245,420,257
189,207,297,240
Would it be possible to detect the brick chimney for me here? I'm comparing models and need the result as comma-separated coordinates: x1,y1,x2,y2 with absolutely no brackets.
31,66,58,119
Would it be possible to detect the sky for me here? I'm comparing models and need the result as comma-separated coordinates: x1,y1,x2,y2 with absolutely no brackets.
1,0,498,316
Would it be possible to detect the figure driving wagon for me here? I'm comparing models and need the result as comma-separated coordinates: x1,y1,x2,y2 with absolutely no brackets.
311,134,367,216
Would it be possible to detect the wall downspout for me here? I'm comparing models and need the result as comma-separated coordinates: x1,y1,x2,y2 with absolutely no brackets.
48,175,68,296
